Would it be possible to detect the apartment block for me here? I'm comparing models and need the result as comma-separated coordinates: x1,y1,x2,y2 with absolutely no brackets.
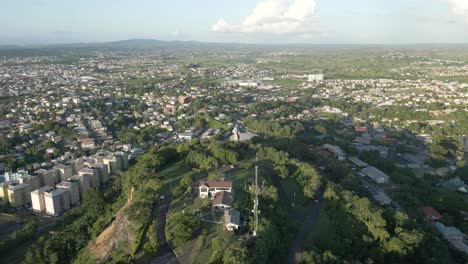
35,169,55,187
56,180,80,205
54,164,73,182
79,168,100,188
90,163,109,183
31,186,54,213
71,174,90,194
7,183,31,207
44,189,71,217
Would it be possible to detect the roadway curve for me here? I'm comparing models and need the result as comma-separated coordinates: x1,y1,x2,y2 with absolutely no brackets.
150,194,179,264
261,165,323,264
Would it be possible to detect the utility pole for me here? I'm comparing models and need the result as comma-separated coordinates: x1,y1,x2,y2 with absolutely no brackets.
253,165,259,237
292,192,296,207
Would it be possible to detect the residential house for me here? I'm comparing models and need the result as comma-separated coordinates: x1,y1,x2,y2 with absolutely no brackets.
213,191,233,212
195,179,233,199
224,209,240,231
421,206,441,222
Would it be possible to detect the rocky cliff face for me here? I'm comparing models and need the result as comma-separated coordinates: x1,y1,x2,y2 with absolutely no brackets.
87,202,136,263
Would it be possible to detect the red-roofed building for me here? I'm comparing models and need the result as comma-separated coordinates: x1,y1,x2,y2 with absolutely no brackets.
421,206,441,222
355,127,368,132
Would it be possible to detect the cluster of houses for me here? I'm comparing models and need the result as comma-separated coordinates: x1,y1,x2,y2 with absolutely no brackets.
194,178,240,232
422,206,468,255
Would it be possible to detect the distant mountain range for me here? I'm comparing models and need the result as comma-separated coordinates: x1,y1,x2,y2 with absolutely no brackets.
0,39,257,51
1,39,468,51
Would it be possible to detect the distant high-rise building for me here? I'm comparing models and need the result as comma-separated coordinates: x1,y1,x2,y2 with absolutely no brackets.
103,156,121,175
90,163,109,183
71,158,85,175
31,186,54,213
44,189,70,216
18,175,40,192
57,180,80,205
54,164,73,182
79,168,100,188
35,169,55,187
0,182,12,205
7,183,31,207
115,152,129,170
71,174,90,194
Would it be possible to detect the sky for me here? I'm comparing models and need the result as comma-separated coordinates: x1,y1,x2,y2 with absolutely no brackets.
1,0,468,45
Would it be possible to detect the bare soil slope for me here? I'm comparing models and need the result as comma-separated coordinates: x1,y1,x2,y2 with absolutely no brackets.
87,202,135,263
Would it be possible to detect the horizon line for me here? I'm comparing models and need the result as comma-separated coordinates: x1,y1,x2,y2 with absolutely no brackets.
1,38,468,48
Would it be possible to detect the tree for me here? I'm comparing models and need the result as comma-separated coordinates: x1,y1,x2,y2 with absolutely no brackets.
223,245,249,264
180,174,194,187
168,213,200,247
143,222,159,255
275,165,289,179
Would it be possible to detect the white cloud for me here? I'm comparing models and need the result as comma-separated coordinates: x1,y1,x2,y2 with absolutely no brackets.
212,0,318,34
443,0,468,23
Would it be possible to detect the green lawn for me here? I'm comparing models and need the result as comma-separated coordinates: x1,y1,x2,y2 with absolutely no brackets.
159,160,201,195
180,222,236,264
268,78,304,89
207,118,229,130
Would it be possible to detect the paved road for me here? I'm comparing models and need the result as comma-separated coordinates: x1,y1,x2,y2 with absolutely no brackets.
150,194,179,264
261,165,323,264
287,190,323,264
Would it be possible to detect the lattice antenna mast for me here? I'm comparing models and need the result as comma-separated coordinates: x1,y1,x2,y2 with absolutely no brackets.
253,165,259,237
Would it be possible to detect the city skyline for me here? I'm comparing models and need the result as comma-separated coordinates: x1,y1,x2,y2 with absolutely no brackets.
2,0,468,45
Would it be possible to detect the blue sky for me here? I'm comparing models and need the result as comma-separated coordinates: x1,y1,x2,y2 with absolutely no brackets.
1,0,468,44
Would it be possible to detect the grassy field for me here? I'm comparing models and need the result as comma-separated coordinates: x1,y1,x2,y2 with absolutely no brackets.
158,160,201,195
268,78,305,89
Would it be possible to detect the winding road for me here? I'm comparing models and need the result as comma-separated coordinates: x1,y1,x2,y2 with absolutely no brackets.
262,165,324,264
150,194,179,264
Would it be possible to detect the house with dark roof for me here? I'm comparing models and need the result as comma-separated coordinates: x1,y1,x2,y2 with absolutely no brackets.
212,191,233,212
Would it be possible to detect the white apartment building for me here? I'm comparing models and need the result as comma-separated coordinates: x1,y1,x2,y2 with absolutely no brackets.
31,186,54,213
44,189,71,216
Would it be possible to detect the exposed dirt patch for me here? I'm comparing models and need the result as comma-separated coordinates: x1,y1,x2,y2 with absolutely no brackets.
87,202,136,263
